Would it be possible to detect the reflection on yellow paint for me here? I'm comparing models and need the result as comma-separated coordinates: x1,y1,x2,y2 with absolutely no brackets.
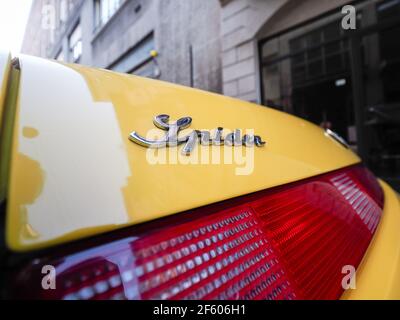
12,153,44,241
7,55,361,251
24,223,40,238
22,126,39,139
14,153,44,208
7,56,132,251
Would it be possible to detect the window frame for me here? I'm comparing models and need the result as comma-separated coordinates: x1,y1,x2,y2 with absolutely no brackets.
69,22,83,63
94,0,126,31
108,33,156,78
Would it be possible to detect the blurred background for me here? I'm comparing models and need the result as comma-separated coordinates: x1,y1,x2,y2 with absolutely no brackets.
1,0,400,190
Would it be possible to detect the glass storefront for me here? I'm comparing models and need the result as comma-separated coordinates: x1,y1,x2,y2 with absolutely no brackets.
259,0,400,190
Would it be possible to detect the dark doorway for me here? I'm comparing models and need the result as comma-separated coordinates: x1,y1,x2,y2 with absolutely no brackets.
259,0,400,191
293,77,354,142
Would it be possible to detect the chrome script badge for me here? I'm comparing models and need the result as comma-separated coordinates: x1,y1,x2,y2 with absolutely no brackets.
129,114,266,155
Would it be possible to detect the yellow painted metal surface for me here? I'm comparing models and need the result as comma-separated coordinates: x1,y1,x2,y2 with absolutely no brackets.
0,51,11,201
6,55,360,252
342,181,400,300
0,52,17,203
0,51,11,126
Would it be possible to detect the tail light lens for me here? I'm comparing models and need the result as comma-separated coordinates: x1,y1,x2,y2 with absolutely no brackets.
8,165,383,300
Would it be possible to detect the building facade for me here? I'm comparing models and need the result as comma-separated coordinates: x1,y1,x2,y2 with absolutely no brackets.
219,0,400,188
22,0,400,188
22,0,223,93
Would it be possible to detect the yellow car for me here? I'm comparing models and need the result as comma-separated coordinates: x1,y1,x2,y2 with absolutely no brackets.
1,51,399,300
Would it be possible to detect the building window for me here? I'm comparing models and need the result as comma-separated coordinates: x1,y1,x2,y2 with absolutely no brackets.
94,0,126,30
58,0,77,28
69,23,82,63
109,34,157,78
259,15,356,139
288,21,349,87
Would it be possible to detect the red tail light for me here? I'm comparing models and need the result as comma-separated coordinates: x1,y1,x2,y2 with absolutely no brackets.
8,165,383,300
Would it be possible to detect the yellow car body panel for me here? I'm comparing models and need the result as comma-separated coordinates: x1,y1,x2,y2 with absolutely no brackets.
0,52,15,202
3,53,400,299
5,54,360,252
0,52,11,126
0,52,11,199
341,181,400,300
